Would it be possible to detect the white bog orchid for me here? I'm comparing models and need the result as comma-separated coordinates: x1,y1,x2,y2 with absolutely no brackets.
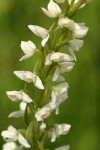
58,17,88,38
28,25,49,47
54,0,65,3
8,102,27,118
35,106,51,121
20,40,37,61
2,142,23,150
54,145,70,150
68,38,84,51
41,0,61,18
52,67,65,82
59,61,75,73
1,126,31,148
52,82,69,104
52,62,75,81
14,71,44,90
45,51,73,65
50,123,71,142
6,91,32,103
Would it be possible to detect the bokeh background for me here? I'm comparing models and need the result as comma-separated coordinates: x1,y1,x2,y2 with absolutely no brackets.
0,0,99,149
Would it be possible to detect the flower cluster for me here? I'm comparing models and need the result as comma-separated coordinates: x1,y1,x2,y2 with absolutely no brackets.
1,0,90,149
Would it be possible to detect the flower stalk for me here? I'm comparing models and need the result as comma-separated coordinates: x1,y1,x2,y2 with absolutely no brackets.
1,0,91,150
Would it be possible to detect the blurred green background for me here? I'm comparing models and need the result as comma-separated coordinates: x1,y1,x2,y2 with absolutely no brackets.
0,0,99,149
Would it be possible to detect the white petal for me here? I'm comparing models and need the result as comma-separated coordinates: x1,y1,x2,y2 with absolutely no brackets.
52,67,60,81
55,124,71,136
68,39,84,51
14,71,34,83
20,52,33,61
51,129,57,142
52,67,65,82
19,102,27,111
18,134,31,148
50,52,74,62
54,145,70,150
1,126,17,142
56,74,65,82
35,107,51,121
68,47,77,61
73,23,89,38
8,110,24,118
48,0,61,16
68,0,79,5
28,25,48,39
41,8,57,18
34,75,44,90
20,41,36,55
40,122,47,130
79,3,86,9
58,17,73,29
59,62,75,73
58,17,88,38
41,0,61,18
2,142,18,150
68,0,72,5
52,82,69,103
22,92,33,103
45,53,52,65
41,35,49,47
52,90,57,104
6,91,22,102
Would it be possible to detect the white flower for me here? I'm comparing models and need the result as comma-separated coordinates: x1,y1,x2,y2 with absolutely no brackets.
68,47,77,61
58,17,88,38
14,71,44,90
52,82,69,104
45,51,73,65
6,91,32,103
2,142,23,150
54,0,65,3
2,142,17,150
73,23,89,38
68,39,84,51
8,102,27,118
41,0,61,18
52,62,75,81
52,67,65,82
49,101,60,115
35,106,51,121
54,145,70,150
50,124,71,142
59,62,75,73
20,40,37,61
1,126,31,148
28,25,49,47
